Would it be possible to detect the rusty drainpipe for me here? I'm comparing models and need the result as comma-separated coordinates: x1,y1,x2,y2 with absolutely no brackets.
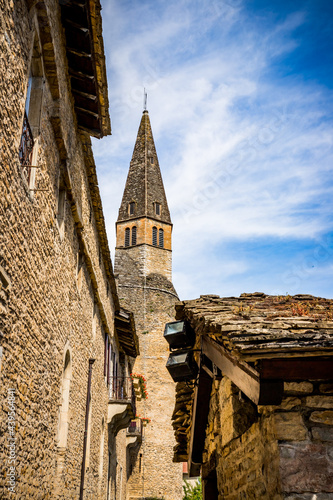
80,358,95,500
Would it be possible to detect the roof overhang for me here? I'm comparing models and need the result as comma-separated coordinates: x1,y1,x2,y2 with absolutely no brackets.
115,308,140,358
185,335,333,477
59,0,111,138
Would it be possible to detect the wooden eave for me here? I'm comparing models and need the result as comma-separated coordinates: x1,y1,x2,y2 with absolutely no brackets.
59,0,110,138
115,309,140,358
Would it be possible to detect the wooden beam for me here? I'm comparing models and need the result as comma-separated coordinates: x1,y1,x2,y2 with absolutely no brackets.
202,336,283,405
188,363,212,477
259,357,333,380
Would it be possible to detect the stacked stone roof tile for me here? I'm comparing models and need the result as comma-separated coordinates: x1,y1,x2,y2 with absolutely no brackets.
171,293,333,462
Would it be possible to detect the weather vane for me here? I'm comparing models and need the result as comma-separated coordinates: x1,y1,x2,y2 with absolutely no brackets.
144,88,147,111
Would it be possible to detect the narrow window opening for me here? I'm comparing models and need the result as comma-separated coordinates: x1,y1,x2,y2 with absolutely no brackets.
131,226,137,246
19,34,44,189
57,184,66,239
155,202,161,216
124,227,130,247
129,202,135,216
152,227,157,246
159,228,164,248
150,157,154,164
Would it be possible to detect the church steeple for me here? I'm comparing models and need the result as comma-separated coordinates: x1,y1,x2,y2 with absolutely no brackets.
117,110,171,224
116,111,173,266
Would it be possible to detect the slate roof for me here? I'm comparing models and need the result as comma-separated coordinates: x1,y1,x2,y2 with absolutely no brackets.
117,111,171,224
175,293,333,360
171,293,333,462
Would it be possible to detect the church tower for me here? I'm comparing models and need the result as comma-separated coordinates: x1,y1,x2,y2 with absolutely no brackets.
114,110,183,500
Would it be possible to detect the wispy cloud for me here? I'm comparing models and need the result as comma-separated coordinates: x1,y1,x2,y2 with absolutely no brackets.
93,0,333,300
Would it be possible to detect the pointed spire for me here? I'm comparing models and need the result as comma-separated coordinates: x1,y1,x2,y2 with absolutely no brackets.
117,111,171,224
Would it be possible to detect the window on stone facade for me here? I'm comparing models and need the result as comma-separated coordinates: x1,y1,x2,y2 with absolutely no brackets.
152,226,157,246
125,227,130,247
56,183,66,239
57,349,72,449
159,228,164,248
150,156,154,164
128,202,135,215
131,226,137,246
19,34,44,189
154,202,161,216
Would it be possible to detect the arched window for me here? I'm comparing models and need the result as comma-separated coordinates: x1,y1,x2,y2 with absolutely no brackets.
131,226,137,246
124,227,130,247
57,349,72,449
152,227,157,246
159,228,164,248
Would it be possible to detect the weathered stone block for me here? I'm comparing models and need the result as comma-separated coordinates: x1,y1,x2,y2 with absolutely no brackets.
306,396,333,408
280,443,333,493
309,410,333,426
312,427,333,442
284,382,313,394
319,383,333,394
274,412,307,441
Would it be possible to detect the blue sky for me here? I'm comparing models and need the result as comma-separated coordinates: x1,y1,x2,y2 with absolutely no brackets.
92,0,333,300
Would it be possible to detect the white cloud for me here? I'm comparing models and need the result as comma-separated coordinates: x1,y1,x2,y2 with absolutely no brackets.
94,0,333,299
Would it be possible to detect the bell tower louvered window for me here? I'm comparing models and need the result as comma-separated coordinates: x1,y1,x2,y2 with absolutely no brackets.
155,202,161,216
152,227,157,246
131,226,137,246
125,227,130,247
129,202,135,215
159,228,164,248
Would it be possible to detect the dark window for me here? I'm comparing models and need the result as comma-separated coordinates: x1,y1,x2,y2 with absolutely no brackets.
152,227,157,246
150,157,154,164
131,226,137,246
125,227,130,247
57,185,66,238
129,202,135,215
159,228,164,248
155,202,161,216
19,111,34,184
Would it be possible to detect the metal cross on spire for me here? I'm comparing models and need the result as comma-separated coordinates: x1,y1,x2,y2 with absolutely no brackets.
144,88,148,111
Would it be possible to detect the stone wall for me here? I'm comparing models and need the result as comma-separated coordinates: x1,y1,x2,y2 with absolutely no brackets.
202,378,333,499
115,245,173,284
0,1,128,498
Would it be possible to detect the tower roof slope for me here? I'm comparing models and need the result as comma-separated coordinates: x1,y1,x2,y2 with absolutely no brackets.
117,110,171,224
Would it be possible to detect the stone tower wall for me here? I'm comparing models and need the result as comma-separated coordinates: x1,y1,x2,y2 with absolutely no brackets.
114,249,183,500
115,245,173,283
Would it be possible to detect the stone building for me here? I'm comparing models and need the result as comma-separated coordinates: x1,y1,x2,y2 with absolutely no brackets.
170,293,333,499
0,1,139,498
114,110,183,500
